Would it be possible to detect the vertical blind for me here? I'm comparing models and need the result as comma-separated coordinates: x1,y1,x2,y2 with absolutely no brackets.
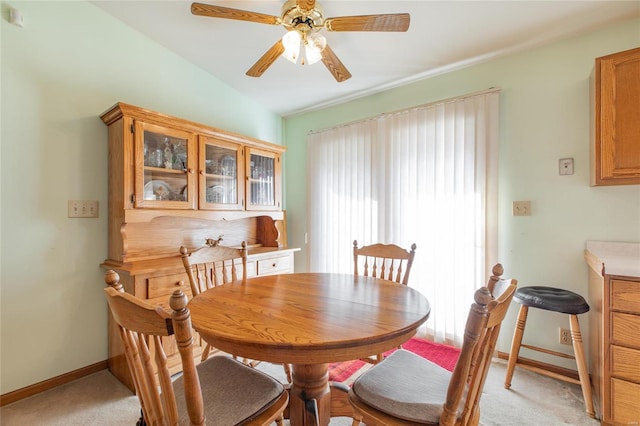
307,89,500,345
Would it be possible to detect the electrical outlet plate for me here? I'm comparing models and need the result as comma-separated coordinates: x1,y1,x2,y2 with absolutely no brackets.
560,328,572,345
68,200,99,218
512,200,531,216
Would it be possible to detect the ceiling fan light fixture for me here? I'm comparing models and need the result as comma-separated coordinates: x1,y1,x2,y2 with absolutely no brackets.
303,32,326,65
282,30,301,63
281,30,326,66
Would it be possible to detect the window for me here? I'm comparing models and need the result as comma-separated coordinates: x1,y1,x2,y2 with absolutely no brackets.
307,89,500,344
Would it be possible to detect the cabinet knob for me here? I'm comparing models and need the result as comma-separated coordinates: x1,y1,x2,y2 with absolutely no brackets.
187,168,193,174
272,263,277,267
176,280,184,287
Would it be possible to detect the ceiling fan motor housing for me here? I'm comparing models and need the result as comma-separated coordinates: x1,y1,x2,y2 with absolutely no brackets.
281,0,324,33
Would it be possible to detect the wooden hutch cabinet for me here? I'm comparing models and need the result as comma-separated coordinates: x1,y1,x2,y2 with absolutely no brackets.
591,47,640,186
100,103,298,391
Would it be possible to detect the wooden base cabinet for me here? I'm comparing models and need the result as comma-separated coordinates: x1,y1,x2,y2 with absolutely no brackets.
585,242,640,425
103,247,298,392
100,103,299,391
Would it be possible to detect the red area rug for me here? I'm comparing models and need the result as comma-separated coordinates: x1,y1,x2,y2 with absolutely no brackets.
328,338,461,385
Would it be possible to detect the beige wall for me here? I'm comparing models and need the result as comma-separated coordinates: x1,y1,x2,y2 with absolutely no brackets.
0,1,283,394
283,18,640,367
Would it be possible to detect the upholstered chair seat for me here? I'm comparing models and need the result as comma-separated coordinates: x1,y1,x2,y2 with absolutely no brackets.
349,264,517,426
174,356,285,425
103,270,288,426
351,349,460,423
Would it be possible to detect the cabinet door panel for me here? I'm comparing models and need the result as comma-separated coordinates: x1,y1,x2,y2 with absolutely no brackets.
134,121,197,209
199,136,245,210
593,47,640,185
246,148,282,211
611,378,640,424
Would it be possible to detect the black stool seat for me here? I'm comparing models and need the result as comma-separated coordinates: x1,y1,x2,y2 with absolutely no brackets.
514,286,590,315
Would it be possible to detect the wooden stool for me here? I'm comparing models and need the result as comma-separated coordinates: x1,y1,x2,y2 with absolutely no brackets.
504,286,595,418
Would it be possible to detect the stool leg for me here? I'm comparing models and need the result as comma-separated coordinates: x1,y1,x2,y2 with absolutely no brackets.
569,314,595,418
505,305,528,389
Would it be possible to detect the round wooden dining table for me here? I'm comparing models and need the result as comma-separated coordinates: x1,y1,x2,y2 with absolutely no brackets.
187,272,431,426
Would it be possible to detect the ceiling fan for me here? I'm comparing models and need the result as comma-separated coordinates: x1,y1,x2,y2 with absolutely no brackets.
191,0,410,82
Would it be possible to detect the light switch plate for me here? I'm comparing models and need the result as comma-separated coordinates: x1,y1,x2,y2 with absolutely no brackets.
512,201,531,216
68,200,99,218
559,158,574,175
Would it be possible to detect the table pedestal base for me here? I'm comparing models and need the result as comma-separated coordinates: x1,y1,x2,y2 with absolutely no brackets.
287,363,356,425
289,364,331,425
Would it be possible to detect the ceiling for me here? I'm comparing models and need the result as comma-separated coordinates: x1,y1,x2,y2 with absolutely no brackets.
92,1,639,117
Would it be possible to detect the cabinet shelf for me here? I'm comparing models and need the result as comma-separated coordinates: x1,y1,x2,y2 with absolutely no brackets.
205,173,235,180
145,166,187,174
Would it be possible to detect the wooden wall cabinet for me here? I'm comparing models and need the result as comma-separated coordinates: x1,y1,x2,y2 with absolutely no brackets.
591,47,640,186
101,102,284,214
100,103,298,391
585,241,640,424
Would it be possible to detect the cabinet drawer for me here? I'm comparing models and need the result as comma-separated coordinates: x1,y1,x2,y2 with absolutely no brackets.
612,345,640,382
147,273,191,299
612,279,640,313
611,378,640,424
245,260,258,278
257,255,291,275
612,312,640,347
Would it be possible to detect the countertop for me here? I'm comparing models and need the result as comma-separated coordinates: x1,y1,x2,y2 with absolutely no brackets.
585,240,640,278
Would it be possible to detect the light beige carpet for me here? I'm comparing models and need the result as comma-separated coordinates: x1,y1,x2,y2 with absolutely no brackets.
0,358,599,425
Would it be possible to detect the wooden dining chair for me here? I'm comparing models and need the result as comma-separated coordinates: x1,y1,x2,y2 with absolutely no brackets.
348,264,517,426
180,241,247,300
353,240,417,363
353,240,417,286
180,242,292,383
103,270,288,426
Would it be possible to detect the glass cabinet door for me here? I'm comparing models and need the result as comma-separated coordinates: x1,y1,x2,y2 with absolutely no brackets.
199,137,244,210
134,121,196,209
246,148,281,211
